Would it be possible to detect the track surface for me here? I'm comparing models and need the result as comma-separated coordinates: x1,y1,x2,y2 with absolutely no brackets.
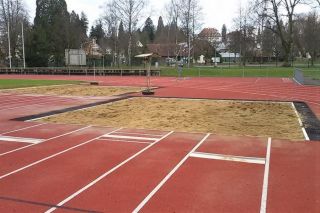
0,75,319,213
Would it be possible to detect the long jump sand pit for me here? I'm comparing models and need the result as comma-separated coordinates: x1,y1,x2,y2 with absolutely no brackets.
4,85,144,96
40,97,304,141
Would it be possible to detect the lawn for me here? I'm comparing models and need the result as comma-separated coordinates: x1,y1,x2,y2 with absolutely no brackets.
0,79,81,89
160,66,320,78
160,66,296,77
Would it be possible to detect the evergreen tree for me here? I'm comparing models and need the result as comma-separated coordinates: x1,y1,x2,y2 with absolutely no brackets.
118,20,127,60
142,17,155,43
154,16,165,43
29,0,70,66
156,16,164,35
80,12,89,37
221,24,227,43
89,21,105,43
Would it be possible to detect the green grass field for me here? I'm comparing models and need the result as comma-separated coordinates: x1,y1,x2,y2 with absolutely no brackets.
0,79,81,89
160,66,320,78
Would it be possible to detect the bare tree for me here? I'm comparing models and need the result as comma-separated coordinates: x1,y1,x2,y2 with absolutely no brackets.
252,0,311,66
0,0,28,66
113,0,146,66
103,0,120,66
165,0,180,45
179,0,202,68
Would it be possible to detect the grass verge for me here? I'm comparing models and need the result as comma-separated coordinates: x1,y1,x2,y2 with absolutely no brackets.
0,79,81,89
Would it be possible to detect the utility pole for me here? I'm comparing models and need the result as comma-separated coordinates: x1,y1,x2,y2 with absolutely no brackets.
187,0,192,69
22,22,26,68
7,19,12,68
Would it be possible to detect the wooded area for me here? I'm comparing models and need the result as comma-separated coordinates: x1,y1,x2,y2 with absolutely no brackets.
0,0,319,67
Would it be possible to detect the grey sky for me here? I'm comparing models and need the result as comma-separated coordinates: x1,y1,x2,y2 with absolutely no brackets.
24,0,312,32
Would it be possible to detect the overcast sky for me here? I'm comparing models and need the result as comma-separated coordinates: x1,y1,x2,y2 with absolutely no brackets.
24,0,312,32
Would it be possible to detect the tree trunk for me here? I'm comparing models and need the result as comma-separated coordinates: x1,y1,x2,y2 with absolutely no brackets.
128,34,132,66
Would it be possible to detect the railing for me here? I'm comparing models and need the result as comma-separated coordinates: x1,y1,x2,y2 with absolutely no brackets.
0,67,161,76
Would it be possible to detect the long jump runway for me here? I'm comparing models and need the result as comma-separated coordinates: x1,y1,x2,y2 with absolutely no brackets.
0,75,319,212
0,127,318,212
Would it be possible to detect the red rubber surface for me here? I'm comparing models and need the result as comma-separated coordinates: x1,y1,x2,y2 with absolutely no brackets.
0,75,319,212
0,140,147,212
0,121,41,134
0,141,28,154
55,132,205,212
0,126,115,176
267,139,320,213
196,135,268,158
3,123,85,139
140,158,265,213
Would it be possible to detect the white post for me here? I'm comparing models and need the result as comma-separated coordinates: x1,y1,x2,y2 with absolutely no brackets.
22,22,26,68
94,60,96,80
7,19,12,68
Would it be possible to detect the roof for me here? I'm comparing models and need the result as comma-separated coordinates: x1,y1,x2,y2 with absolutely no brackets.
135,53,160,58
146,43,189,57
198,28,221,39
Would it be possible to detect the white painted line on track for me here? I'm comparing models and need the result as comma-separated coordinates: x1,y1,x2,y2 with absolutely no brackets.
133,133,211,213
102,134,159,141
113,132,165,137
302,128,310,141
291,102,303,127
0,125,91,157
99,138,153,145
260,137,272,213
190,152,266,165
0,127,122,180
293,77,302,86
44,131,174,213
0,123,46,135
0,136,44,144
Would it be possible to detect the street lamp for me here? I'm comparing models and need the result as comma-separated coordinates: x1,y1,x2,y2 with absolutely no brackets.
22,22,26,69
7,19,12,68
257,44,262,69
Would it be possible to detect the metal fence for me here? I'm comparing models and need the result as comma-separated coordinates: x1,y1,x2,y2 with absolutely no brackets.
294,68,320,86
0,67,161,77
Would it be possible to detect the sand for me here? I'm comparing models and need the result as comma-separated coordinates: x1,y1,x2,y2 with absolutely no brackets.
41,97,304,141
5,85,144,96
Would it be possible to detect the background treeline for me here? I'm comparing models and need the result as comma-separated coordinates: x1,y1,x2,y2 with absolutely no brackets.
0,0,319,67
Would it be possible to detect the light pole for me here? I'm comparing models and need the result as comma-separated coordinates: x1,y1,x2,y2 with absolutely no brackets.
257,44,261,69
7,19,12,68
22,22,26,68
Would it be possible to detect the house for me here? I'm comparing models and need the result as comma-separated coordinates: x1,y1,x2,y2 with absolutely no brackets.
81,38,103,58
220,52,241,63
198,28,221,44
147,43,189,64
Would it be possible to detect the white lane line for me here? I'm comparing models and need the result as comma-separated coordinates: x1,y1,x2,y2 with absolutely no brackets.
113,132,165,137
302,128,310,141
0,136,44,144
102,135,159,141
44,131,174,213
133,133,211,213
293,77,303,86
291,102,310,141
260,137,272,213
0,127,122,180
0,126,91,156
0,126,91,157
99,138,153,145
0,123,46,135
190,152,266,165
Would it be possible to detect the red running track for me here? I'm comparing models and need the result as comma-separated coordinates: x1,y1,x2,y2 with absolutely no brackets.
0,75,319,212
0,75,319,118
